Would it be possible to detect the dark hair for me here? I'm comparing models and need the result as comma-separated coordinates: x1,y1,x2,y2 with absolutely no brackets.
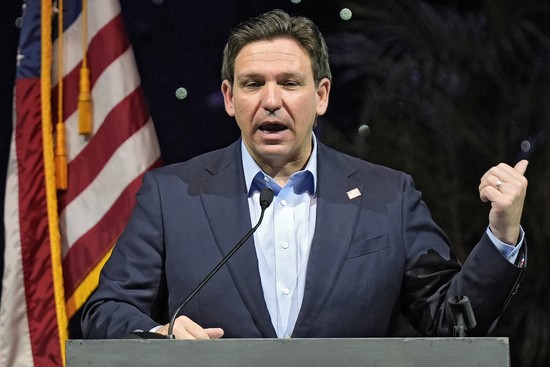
221,9,331,85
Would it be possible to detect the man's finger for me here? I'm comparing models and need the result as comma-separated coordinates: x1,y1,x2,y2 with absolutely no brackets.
205,327,224,339
514,160,529,176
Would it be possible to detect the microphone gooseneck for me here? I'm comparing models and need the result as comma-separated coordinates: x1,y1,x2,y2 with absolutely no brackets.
167,187,275,339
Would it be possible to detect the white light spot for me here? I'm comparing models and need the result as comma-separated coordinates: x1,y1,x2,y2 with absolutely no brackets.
340,8,352,21
175,87,188,100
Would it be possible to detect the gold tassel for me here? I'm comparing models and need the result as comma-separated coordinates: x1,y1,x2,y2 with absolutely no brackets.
55,0,68,191
78,0,92,135
55,121,68,190
78,66,93,135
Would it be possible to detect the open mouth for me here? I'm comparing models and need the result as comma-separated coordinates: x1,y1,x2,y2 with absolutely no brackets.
258,123,287,132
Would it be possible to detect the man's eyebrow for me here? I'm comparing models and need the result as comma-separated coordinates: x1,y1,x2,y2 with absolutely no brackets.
236,72,263,80
279,72,307,79
236,72,307,80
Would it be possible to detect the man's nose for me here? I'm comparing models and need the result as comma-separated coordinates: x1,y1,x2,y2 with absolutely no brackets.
261,83,282,113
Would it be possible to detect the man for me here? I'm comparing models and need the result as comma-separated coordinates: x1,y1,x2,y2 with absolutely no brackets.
82,9,528,340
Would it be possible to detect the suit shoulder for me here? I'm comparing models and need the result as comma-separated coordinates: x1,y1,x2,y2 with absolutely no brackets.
321,143,410,182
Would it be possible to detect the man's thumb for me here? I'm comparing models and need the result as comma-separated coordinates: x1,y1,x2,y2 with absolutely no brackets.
514,160,529,176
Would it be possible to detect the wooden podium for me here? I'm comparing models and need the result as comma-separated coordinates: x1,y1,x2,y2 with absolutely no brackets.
66,337,510,367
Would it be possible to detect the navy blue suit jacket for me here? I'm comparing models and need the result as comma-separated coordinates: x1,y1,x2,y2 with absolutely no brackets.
82,140,524,338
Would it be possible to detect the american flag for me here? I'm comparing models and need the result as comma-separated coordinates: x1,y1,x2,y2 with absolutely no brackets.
1,1,161,365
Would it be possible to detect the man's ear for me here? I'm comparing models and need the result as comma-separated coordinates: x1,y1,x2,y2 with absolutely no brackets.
221,80,235,117
315,77,331,116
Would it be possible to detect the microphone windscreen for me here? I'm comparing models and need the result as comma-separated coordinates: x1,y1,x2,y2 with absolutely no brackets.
259,188,275,209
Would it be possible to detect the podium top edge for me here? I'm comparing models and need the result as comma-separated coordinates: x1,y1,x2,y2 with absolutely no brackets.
67,337,509,343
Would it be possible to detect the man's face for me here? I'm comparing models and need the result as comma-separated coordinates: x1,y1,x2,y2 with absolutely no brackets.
222,38,330,169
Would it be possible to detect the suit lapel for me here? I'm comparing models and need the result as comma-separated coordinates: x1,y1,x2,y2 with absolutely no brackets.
292,143,364,337
199,141,276,338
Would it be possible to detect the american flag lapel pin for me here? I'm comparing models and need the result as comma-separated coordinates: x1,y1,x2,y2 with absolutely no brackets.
346,188,361,200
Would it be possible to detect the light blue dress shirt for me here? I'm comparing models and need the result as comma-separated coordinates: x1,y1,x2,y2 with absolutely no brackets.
487,227,524,264
242,139,317,338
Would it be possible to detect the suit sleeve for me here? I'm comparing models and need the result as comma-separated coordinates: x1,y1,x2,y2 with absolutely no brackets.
81,172,169,338
399,175,525,336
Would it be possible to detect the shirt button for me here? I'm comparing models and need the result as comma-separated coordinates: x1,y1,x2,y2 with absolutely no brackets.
282,242,289,249
282,288,290,295
280,200,287,206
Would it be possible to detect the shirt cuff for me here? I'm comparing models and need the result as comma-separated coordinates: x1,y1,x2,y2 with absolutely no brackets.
486,226,525,265
149,325,163,333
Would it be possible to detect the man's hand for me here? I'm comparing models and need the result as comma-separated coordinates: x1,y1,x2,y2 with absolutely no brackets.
156,315,224,340
479,160,529,245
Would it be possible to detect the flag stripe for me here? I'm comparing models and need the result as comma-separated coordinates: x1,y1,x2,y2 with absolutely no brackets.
57,50,146,211
60,118,161,252
51,1,119,86
62,161,158,298
56,0,161,321
1,79,38,367
52,14,130,123
65,46,142,164
17,75,62,365
65,247,113,318
58,86,149,211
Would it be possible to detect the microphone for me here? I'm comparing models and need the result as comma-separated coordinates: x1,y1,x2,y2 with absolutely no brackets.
163,187,275,339
447,295,477,337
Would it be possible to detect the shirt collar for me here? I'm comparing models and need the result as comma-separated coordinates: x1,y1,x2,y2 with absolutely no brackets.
241,135,318,196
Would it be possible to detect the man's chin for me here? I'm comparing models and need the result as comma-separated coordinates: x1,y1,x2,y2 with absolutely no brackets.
257,147,290,160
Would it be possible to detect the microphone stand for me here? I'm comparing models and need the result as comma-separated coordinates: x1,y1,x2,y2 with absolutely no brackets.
166,188,274,339
447,295,477,337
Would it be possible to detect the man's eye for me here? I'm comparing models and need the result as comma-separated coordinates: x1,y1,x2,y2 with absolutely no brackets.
243,81,261,88
282,80,300,87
